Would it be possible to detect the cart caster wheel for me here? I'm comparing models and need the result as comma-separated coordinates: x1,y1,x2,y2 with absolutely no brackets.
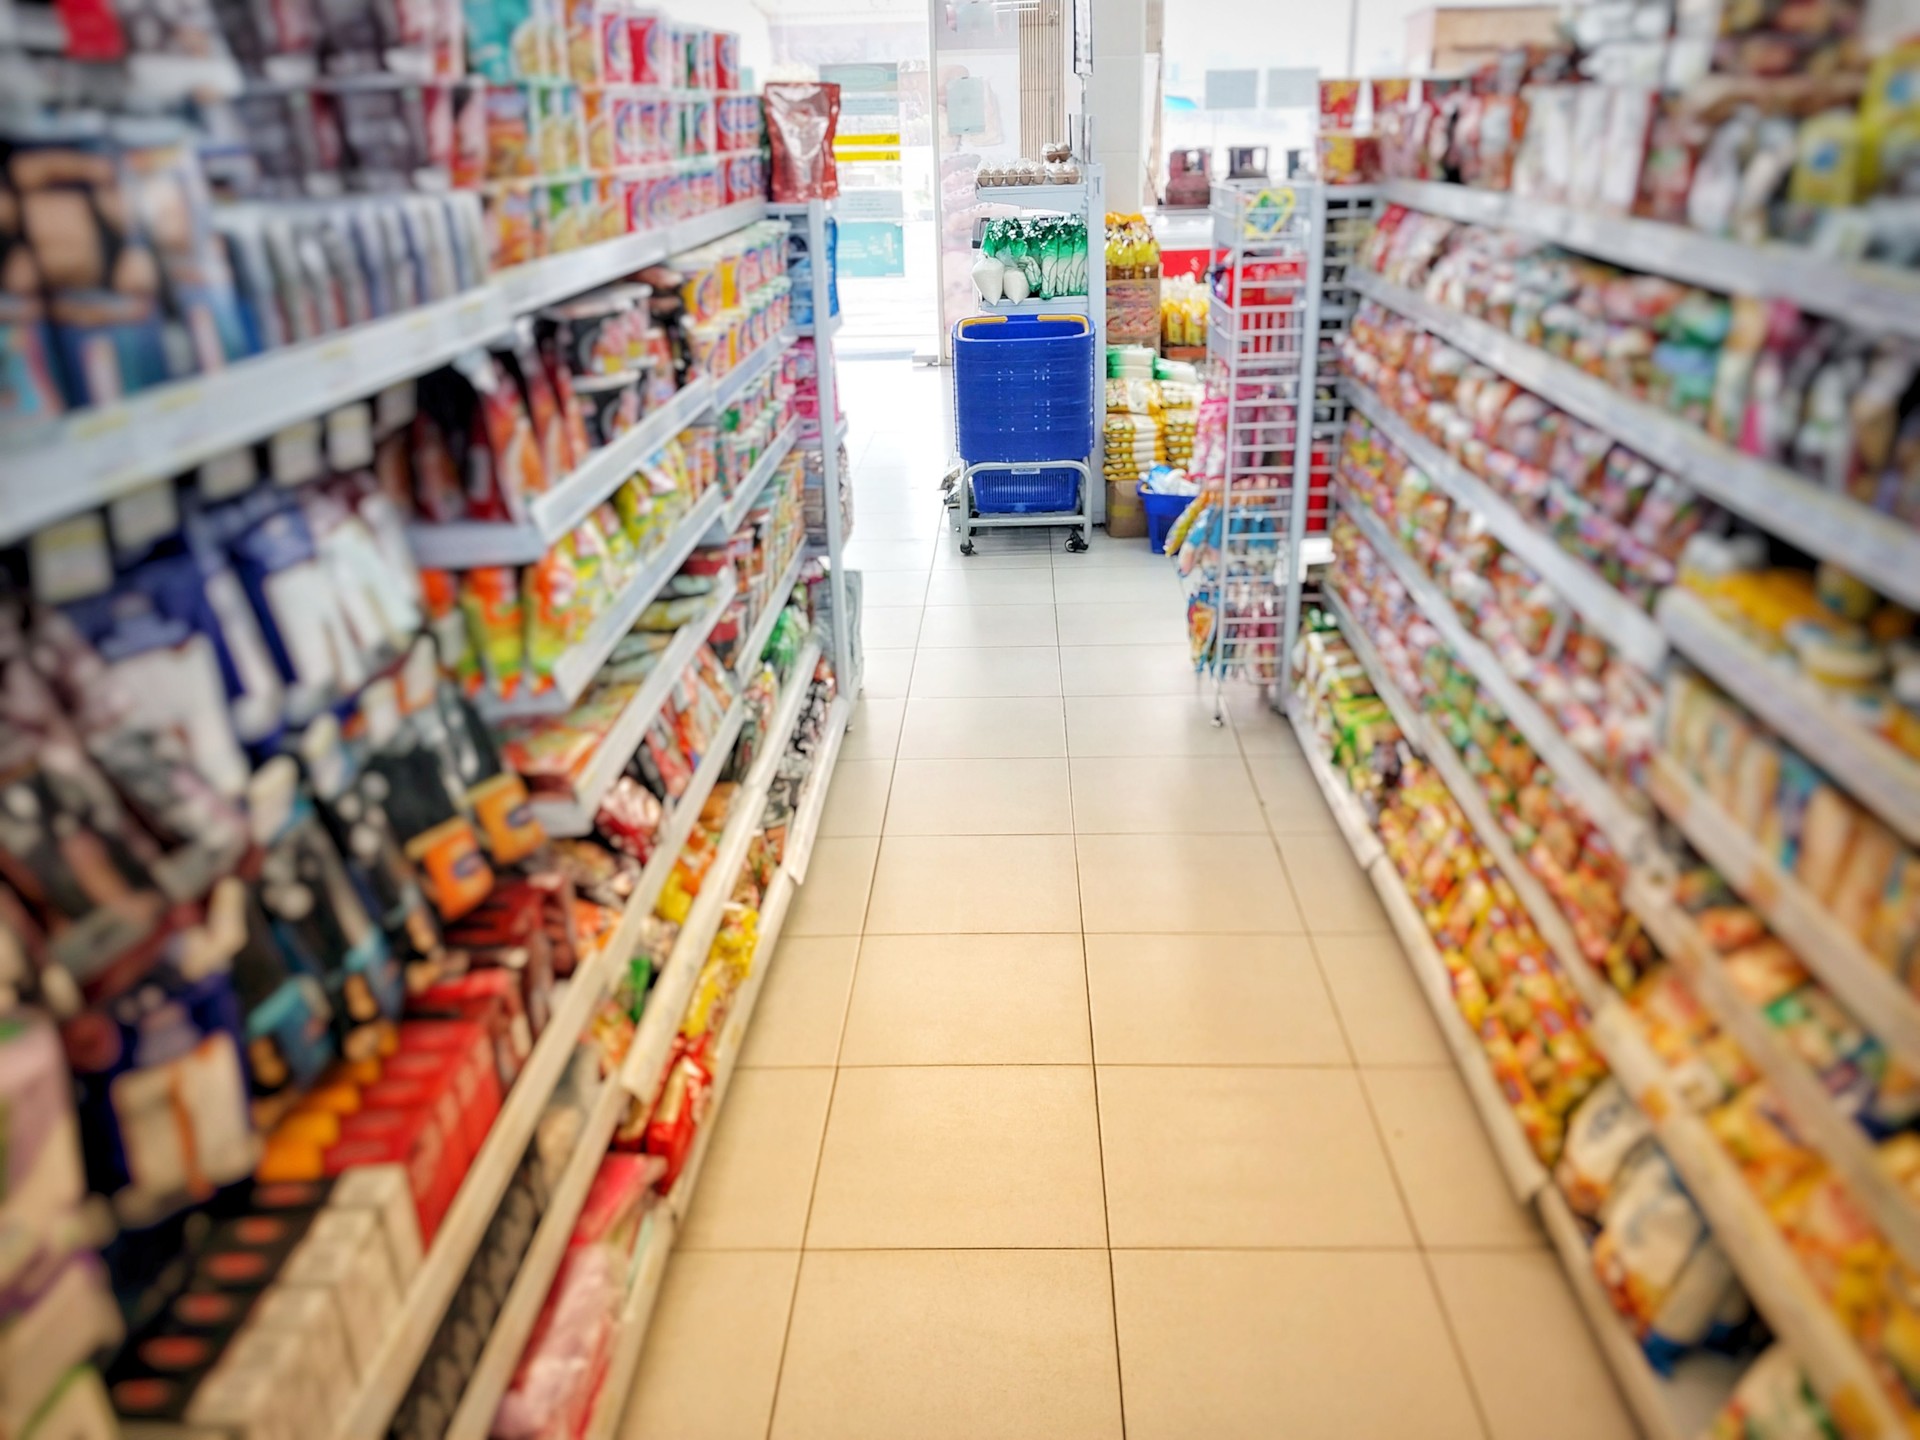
1064,531,1089,553
960,540,975,556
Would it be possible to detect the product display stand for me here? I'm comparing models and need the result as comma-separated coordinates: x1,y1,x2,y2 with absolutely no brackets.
1306,184,1376,549
950,169,1108,549
1202,178,1328,718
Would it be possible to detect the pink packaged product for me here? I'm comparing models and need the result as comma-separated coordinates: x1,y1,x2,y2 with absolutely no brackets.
712,30,739,90
627,9,667,83
685,159,720,211
723,153,761,205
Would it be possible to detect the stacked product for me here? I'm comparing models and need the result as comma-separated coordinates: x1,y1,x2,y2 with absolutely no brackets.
975,215,1090,306
1313,76,1410,186
1104,213,1161,349
0,123,489,429
1372,9,1913,260
1357,208,1916,515
652,224,793,384
1159,275,1208,358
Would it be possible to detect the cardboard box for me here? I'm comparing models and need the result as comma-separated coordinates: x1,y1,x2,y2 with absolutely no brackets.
1106,481,1147,539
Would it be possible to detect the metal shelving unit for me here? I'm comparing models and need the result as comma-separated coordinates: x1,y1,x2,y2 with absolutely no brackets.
1351,270,1920,612
1347,382,1667,673
1202,178,1330,716
1658,589,1920,846
1379,179,1920,342
1,202,768,546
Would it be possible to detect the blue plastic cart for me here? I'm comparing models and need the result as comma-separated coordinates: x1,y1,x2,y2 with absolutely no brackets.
950,313,1095,554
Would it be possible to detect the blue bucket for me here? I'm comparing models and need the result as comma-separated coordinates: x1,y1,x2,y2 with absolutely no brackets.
1140,487,1191,554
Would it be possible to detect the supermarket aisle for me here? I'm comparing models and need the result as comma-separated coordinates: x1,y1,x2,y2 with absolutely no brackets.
619,359,1638,1440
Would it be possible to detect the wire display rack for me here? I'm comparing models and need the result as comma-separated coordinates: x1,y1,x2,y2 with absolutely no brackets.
1310,185,1378,538
1196,178,1330,717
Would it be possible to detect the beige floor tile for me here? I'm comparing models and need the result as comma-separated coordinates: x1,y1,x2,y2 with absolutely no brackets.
1056,601,1189,646
1219,686,1293,748
852,511,944,541
1430,1250,1640,1440
678,1068,835,1250
1063,695,1240,756
855,570,929,607
1363,1067,1545,1249
1051,568,1182,604
931,547,1057,570
859,648,913,699
897,696,1067,759
843,538,933,572
885,758,1073,834
739,936,859,1069
1098,1066,1413,1247
1248,748,1339,834
841,697,905,760
1277,832,1391,933
925,568,1056,605
860,605,923,649
867,834,1082,933
807,1066,1106,1247
771,1249,1122,1440
840,934,1091,1065
1068,757,1267,833
1111,1250,1484,1440
918,602,1059,648
786,837,879,937
1076,833,1301,933
1060,643,1206,696
1314,933,1450,1065
1085,934,1349,1066
622,1250,798,1440
816,759,892,837
907,645,1061,698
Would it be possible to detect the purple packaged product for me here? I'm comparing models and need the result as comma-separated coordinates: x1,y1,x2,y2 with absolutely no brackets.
403,195,458,301
381,202,422,310
350,204,398,318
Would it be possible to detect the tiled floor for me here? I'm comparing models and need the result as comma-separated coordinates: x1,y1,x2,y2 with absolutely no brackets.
619,360,1640,1439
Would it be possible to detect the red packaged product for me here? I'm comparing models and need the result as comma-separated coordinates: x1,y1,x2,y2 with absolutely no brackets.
1318,78,1360,129
412,969,533,1085
326,1106,455,1244
764,82,840,202
395,1019,507,1127
641,1047,710,1189
363,1073,475,1178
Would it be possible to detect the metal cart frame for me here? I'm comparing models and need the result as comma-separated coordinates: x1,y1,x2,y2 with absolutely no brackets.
952,458,1093,554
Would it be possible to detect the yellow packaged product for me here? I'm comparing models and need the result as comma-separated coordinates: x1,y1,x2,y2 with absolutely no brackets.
1710,1086,1823,1205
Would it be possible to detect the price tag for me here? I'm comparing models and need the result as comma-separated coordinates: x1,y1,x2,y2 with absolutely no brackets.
314,338,357,398
30,515,113,604
109,481,180,553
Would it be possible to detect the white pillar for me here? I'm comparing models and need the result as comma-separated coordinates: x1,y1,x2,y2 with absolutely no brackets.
1088,0,1151,210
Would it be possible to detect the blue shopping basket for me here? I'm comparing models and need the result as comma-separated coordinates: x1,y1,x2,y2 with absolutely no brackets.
952,314,1095,466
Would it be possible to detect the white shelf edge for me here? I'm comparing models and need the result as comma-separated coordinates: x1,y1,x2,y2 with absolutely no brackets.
441,1068,630,1440
614,638,822,1110
1338,489,1654,862
792,311,845,338
1658,589,1920,848
666,864,797,1224
971,183,1089,210
580,1204,678,1440
708,333,795,415
408,379,717,569
715,422,800,538
1350,270,1920,614
1627,873,1920,1276
0,204,776,547
732,545,808,685
1536,1188,1740,1440
1287,700,1548,1202
0,289,508,546
527,569,739,837
327,907,634,1440
1380,179,1920,343
496,201,769,316
1647,753,1920,1075
475,486,726,721
972,296,1091,316
780,692,847,885
1346,381,1666,673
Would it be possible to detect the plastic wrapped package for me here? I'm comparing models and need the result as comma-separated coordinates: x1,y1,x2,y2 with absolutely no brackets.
763,83,840,202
